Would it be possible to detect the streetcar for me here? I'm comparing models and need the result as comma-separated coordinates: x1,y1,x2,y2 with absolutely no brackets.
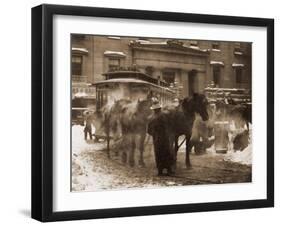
92,70,176,111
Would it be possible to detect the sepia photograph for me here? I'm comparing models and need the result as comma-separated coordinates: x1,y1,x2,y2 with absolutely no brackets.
71,34,252,192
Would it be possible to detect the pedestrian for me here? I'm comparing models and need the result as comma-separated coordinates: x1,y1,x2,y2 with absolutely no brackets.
189,115,214,155
83,111,93,140
172,98,180,108
148,98,175,176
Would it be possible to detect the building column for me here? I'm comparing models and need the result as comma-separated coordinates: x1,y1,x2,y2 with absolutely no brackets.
182,70,189,98
196,71,207,93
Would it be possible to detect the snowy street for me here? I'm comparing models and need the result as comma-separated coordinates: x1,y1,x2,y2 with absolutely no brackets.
72,125,252,192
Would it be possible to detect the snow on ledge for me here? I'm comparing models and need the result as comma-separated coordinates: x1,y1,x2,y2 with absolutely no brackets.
234,51,243,55
189,45,200,50
72,47,89,54
232,63,245,67
104,50,126,57
210,61,224,66
107,36,121,40
211,49,221,52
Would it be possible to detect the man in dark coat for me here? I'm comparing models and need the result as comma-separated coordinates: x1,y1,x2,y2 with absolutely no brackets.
148,99,175,176
84,111,93,140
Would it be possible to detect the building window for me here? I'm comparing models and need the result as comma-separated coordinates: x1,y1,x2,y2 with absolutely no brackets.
234,42,241,52
212,42,220,50
213,66,221,86
162,71,175,85
72,34,86,40
236,68,243,83
72,55,83,76
108,58,120,71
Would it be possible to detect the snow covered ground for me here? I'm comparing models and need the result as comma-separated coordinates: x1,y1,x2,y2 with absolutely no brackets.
224,122,252,165
205,143,252,165
71,123,252,192
206,122,252,165
72,125,121,191
223,144,252,165
71,125,165,191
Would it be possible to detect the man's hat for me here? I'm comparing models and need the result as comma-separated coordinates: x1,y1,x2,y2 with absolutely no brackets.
150,97,162,110
174,98,180,103
83,110,94,116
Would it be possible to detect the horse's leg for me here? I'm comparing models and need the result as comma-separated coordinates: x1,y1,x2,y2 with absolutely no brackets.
138,132,146,167
114,120,121,156
246,121,250,131
175,135,179,156
121,135,127,164
106,135,110,158
169,135,176,174
175,135,180,161
105,123,110,159
129,134,136,167
185,134,192,169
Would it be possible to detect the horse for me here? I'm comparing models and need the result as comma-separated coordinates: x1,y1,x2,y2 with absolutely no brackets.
97,99,131,158
153,93,209,170
98,98,152,166
188,114,215,155
119,98,152,167
174,93,209,168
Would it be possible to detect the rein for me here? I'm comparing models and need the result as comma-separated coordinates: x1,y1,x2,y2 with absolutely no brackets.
178,137,186,149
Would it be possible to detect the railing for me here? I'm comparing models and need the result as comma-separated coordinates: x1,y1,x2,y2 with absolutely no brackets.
72,75,87,83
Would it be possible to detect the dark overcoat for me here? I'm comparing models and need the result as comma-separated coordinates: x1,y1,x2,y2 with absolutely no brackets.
148,112,174,170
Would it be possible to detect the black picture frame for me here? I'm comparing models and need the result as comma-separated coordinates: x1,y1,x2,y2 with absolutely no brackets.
31,4,274,222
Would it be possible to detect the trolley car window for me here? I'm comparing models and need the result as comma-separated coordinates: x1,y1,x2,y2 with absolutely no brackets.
130,84,148,91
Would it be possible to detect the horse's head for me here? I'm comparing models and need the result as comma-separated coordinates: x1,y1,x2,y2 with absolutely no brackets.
111,99,131,114
182,93,209,121
136,98,153,118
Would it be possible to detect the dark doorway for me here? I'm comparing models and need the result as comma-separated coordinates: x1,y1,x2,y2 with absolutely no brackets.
213,66,221,87
162,70,176,85
188,70,196,96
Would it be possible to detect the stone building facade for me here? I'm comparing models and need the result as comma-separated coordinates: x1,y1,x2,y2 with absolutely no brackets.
71,35,251,98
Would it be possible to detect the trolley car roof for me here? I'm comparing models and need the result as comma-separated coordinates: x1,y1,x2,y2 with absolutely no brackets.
102,70,170,87
92,78,175,93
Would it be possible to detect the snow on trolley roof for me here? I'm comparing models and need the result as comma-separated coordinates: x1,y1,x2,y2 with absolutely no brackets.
102,70,170,88
103,70,147,75
92,78,175,93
